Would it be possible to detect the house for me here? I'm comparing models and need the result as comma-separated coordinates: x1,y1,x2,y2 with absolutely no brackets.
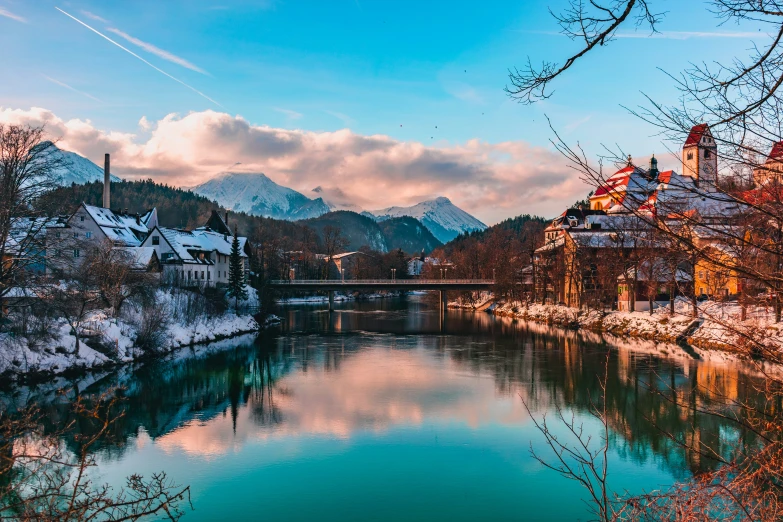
46,203,158,274
694,245,740,299
45,161,158,274
617,261,692,312
408,250,426,276
140,211,249,287
328,251,373,280
753,141,783,186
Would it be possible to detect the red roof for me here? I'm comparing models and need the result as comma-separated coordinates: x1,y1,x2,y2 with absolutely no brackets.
684,124,709,147
656,170,673,184
768,141,783,161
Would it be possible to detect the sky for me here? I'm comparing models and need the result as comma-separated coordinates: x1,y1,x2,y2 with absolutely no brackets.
0,0,769,224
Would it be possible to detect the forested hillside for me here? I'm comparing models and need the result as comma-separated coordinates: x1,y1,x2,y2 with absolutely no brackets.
428,213,549,297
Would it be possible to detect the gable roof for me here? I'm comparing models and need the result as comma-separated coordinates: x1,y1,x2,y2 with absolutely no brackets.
81,203,151,247
151,226,248,264
684,123,710,147
767,141,783,162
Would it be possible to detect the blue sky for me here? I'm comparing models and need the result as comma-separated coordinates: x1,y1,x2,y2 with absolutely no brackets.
0,0,768,223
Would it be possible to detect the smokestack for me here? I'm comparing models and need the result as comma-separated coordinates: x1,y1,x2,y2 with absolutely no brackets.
103,154,111,209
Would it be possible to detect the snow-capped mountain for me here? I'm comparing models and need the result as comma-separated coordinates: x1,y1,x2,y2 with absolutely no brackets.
192,171,330,220
41,142,120,185
369,197,487,243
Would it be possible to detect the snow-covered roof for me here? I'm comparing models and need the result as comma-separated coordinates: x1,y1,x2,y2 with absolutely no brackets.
620,262,692,282
535,236,565,253
82,204,150,247
155,227,247,264
332,251,370,260
112,247,158,269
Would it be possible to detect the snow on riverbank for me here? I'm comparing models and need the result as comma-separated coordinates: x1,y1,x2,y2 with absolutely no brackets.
0,287,271,380
452,295,783,354
277,291,402,304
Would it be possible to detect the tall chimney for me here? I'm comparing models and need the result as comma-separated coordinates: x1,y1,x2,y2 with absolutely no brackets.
102,153,111,209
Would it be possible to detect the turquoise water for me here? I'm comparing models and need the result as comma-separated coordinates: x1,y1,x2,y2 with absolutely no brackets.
2,296,760,521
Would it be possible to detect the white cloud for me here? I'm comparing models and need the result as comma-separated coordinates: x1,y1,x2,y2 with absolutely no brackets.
0,7,25,23
138,115,152,131
106,27,208,75
0,107,589,224
80,10,108,23
273,107,303,120
323,110,355,127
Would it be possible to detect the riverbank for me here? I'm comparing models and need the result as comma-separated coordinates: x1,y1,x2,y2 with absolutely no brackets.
277,290,404,304
452,296,783,356
0,287,279,382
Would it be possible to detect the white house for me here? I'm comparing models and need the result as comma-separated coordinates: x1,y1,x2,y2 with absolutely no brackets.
46,203,158,274
45,157,158,274
141,211,249,287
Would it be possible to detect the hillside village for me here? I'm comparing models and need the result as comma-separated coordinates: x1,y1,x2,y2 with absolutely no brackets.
3,121,783,378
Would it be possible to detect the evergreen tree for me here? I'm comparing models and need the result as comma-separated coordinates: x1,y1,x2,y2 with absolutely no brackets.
227,226,248,311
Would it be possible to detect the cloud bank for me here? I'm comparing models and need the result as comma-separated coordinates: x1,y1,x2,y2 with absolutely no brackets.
0,107,587,224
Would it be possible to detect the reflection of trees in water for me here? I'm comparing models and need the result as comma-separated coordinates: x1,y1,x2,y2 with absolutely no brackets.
444,326,765,479
1,322,770,482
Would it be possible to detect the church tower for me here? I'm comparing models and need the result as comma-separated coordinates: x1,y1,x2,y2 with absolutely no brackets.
682,123,718,184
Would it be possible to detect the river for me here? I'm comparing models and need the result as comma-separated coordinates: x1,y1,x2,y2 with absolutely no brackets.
0,295,765,521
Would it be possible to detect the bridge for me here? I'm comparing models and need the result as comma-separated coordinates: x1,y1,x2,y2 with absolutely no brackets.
267,279,495,311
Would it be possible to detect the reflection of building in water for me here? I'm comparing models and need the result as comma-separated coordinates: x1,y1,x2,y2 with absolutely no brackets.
19,317,768,480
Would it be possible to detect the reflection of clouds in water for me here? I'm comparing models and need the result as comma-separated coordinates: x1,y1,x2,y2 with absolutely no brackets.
155,348,529,458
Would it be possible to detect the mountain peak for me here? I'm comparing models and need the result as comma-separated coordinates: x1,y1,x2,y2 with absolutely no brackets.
369,197,486,243
192,171,329,220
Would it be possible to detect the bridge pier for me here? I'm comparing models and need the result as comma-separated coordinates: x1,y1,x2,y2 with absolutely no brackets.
328,291,334,312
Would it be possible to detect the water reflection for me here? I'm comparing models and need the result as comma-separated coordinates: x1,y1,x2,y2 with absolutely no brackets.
0,296,767,494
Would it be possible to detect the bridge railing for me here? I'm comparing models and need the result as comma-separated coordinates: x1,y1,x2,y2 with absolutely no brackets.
267,279,495,285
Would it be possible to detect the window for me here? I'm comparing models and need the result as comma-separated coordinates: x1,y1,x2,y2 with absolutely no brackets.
55,232,60,239
687,152,693,160
80,216,85,222
704,149,711,159
152,235,160,245
699,271,705,280
73,249,80,258
73,232,79,239
85,231,92,239
201,271,205,279
54,249,62,258
188,270,192,280
207,272,211,280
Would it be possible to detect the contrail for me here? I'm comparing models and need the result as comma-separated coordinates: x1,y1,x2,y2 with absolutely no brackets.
42,75,103,102
55,7,222,107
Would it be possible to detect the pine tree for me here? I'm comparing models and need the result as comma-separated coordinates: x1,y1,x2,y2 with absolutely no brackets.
227,225,248,311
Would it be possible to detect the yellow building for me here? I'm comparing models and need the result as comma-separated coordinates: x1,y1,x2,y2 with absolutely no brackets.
694,246,740,299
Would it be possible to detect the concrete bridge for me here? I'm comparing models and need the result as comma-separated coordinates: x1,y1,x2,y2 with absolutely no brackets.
267,279,495,311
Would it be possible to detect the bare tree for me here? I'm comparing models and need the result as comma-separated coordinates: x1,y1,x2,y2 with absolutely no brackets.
0,126,64,319
0,390,191,520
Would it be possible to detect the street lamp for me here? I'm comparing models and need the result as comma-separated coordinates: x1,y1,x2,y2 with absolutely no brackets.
290,268,295,281
341,268,345,282
444,268,448,280
440,268,443,280
391,268,396,281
